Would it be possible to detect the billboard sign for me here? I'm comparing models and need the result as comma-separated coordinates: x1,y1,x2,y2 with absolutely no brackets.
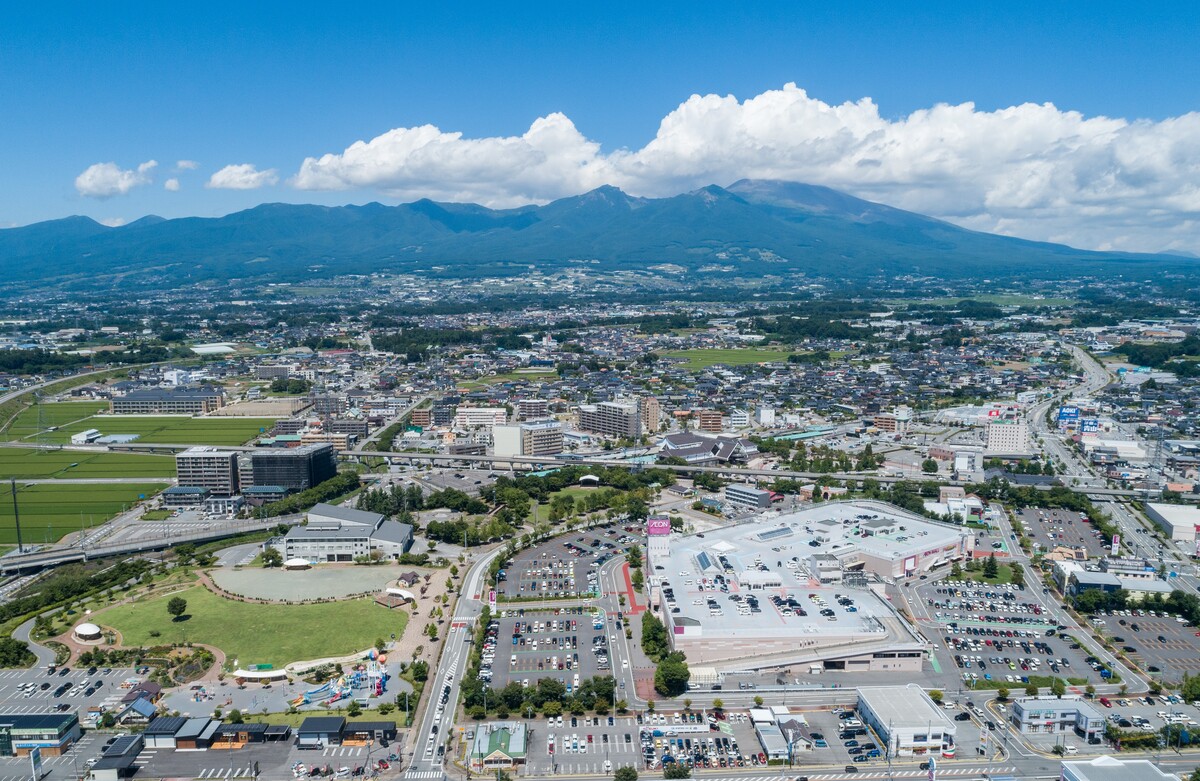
1057,406,1080,422
1111,534,1121,558
647,516,672,536
1081,418,1100,432
488,590,496,610
30,747,42,780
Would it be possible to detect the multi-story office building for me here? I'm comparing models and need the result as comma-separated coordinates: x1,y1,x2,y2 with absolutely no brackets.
175,447,240,496
110,387,224,415
578,400,641,438
409,407,433,428
874,406,914,434
250,443,337,491
0,713,82,757
1009,695,1105,738
431,403,454,427
724,483,773,509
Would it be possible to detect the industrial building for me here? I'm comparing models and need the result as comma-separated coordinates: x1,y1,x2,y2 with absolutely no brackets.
1144,502,1200,550
646,502,966,670
857,685,957,757
175,447,240,496
110,387,224,415
272,503,413,563
577,400,641,438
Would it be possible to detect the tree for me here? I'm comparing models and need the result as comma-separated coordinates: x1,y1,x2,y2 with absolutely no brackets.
615,699,628,714
646,700,655,714
375,638,387,653
1085,684,1096,699
983,553,999,580
0,638,34,668
1024,683,1039,697
1009,561,1025,588
950,561,962,579
614,767,639,781
1051,678,1066,698
261,547,283,568
712,698,723,711
167,596,188,621
928,690,943,704
683,698,692,711
347,701,363,717
663,765,691,780
227,709,245,724
654,653,691,697
921,459,939,474
996,687,1010,702
753,695,764,707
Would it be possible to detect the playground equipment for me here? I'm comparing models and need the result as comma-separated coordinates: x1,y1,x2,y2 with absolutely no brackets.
289,652,391,708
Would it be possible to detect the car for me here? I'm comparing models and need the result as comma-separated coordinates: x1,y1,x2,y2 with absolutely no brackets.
853,755,869,763
845,766,859,774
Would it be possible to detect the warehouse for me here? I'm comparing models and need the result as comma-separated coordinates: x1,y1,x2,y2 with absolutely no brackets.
646,501,947,670
857,685,957,757
1144,503,1200,551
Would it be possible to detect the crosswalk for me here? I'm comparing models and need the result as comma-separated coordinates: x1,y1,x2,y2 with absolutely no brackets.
320,746,370,758
194,767,256,778
404,771,443,779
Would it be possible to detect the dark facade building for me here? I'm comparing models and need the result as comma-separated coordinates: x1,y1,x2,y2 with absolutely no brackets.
250,443,337,491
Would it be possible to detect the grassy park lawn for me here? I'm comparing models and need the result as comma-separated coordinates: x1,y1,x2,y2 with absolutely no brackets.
9,415,277,446
660,348,796,370
0,447,175,479
532,487,596,522
3,402,108,439
484,369,558,384
952,562,1016,585
98,586,408,669
0,482,168,544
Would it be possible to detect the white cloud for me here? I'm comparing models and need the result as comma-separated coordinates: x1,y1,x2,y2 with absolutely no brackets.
164,178,181,192
206,163,279,190
290,84,1200,253
99,217,127,227
175,160,199,171
74,160,157,198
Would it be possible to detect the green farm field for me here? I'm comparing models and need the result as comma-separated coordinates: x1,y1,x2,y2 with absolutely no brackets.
0,482,169,544
0,447,175,479
98,586,409,668
6,409,276,446
3,402,107,439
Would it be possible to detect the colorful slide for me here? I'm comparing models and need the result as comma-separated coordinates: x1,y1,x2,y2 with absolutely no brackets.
290,681,333,707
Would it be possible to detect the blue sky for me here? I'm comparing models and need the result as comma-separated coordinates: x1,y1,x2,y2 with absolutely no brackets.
4,2,1200,252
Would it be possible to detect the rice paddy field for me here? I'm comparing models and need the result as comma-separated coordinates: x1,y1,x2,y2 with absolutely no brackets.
0,482,170,544
0,447,175,479
4,404,275,446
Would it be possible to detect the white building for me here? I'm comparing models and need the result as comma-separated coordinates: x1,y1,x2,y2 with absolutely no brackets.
1144,502,1200,550
755,406,775,427
272,503,414,563
1060,756,1178,781
492,420,564,458
857,685,957,757
985,416,1031,455
70,428,101,444
454,407,508,428
729,409,751,428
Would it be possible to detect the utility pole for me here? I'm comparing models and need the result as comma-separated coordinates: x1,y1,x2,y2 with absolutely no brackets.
10,479,23,554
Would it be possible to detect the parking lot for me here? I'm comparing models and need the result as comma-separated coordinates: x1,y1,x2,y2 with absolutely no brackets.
1014,508,1110,560
497,526,638,599
0,665,140,723
1089,610,1200,682
915,581,1111,690
478,607,621,691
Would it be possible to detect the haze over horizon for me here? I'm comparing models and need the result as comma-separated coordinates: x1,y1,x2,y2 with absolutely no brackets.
6,2,1200,256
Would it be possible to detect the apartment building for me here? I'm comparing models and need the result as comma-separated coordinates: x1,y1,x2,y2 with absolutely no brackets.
494,419,564,458
517,399,550,421
985,415,1031,455
696,409,723,433
249,443,337,491
639,396,661,433
175,447,240,497
578,400,641,438
453,407,507,428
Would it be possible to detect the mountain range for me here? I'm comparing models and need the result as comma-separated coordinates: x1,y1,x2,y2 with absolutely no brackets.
0,180,1190,289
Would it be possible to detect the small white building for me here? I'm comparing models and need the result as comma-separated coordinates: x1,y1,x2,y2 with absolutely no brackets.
857,685,957,757
70,428,101,444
